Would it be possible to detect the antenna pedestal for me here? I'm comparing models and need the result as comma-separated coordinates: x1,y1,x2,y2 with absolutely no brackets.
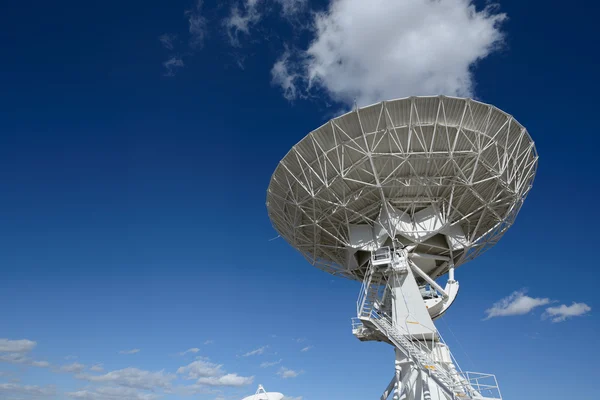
267,96,535,400
356,248,501,400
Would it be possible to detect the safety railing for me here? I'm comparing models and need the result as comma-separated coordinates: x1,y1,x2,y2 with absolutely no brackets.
354,256,502,399
460,372,502,399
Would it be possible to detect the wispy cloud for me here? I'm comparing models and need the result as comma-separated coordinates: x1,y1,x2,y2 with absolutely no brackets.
76,367,175,391
118,348,141,355
89,363,104,372
223,2,261,47
31,360,50,367
274,0,307,17
271,49,300,101
178,348,200,356
484,290,550,319
0,383,56,398
186,0,207,49
300,346,312,352
277,367,302,379
260,359,282,368
544,303,591,323
223,0,307,47
59,362,86,373
159,33,177,50
67,386,161,400
163,56,185,77
204,340,214,345
242,346,267,357
525,332,540,340
0,353,49,367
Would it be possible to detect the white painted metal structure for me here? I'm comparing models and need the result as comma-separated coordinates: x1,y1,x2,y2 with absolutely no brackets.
242,385,284,400
267,96,537,400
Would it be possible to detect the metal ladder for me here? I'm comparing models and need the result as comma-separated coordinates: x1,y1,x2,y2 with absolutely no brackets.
355,258,501,400
358,264,385,317
357,261,468,399
368,315,465,398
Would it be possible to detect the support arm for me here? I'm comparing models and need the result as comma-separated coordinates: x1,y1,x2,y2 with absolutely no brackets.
380,375,397,400
408,260,449,299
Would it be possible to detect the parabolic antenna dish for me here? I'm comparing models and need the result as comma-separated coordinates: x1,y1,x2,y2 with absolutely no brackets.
267,96,537,281
242,385,284,400
241,393,283,400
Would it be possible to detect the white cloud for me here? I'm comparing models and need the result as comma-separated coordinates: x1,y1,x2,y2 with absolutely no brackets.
272,0,506,106
163,57,185,77
197,373,254,387
76,368,175,391
204,340,214,345
242,346,268,357
260,359,282,368
223,2,261,47
176,359,253,387
485,290,551,319
0,352,29,364
544,303,591,323
179,348,201,356
0,338,36,353
0,352,50,368
187,0,207,49
177,359,224,379
0,383,56,397
0,339,49,369
224,0,306,46
118,348,141,355
60,362,86,373
272,50,300,101
277,367,302,379
31,360,50,367
67,386,160,400
159,33,177,50
90,364,104,372
300,346,312,352
275,0,307,17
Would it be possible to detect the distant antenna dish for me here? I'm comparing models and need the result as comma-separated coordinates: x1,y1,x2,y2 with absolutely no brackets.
242,385,284,400
267,96,537,400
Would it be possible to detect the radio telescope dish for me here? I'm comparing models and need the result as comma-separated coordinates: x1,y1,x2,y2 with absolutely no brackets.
267,96,537,281
266,96,538,400
242,385,283,400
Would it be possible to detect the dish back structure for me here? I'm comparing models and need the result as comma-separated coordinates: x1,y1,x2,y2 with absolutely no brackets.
267,96,537,281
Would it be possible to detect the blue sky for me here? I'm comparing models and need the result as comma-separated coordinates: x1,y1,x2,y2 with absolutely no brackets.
1,0,598,399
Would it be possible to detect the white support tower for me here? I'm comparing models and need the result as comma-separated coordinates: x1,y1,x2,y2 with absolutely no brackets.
266,96,537,400
354,246,501,399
